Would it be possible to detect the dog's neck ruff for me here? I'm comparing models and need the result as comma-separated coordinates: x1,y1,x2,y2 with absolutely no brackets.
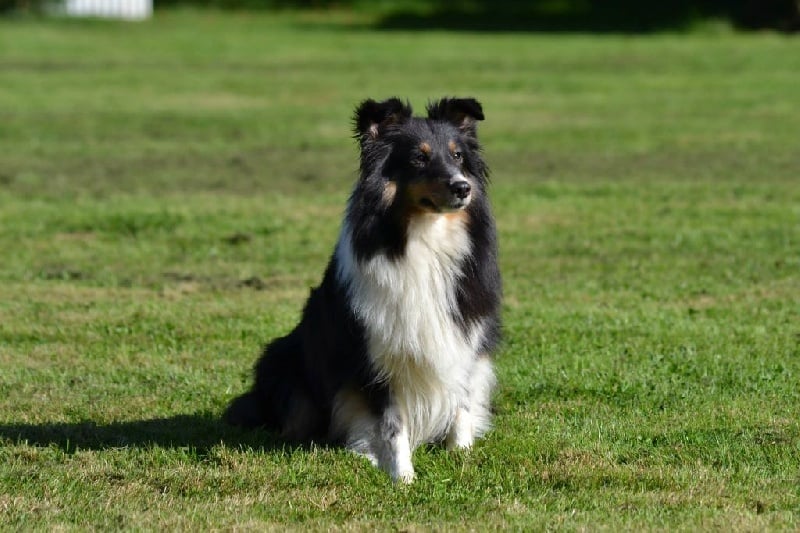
335,211,484,445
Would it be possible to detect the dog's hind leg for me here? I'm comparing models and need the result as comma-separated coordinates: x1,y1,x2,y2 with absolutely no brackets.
332,388,381,467
279,386,324,441
223,329,309,433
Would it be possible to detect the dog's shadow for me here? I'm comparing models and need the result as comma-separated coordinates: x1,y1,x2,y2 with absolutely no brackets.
0,413,312,455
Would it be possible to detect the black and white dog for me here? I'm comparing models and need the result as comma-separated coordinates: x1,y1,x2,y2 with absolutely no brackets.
225,97,502,483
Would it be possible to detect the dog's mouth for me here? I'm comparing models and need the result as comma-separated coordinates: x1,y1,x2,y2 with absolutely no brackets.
419,197,470,213
419,198,439,211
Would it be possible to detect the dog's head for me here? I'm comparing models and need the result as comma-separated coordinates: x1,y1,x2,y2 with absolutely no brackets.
353,97,487,214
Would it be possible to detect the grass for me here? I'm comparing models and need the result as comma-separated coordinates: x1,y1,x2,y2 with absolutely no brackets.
1,9,799,529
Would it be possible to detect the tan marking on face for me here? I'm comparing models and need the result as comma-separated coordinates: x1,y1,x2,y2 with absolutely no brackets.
443,210,469,223
405,181,440,210
448,140,457,154
383,181,397,206
419,142,432,155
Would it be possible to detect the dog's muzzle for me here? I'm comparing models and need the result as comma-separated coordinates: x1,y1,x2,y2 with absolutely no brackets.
447,179,472,209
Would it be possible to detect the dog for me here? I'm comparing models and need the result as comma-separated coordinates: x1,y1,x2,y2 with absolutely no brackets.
224,97,502,483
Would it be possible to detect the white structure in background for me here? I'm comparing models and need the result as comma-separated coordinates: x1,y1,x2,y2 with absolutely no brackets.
65,0,152,19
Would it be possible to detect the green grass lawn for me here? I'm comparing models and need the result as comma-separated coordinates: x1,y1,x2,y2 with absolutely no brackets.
1,10,799,529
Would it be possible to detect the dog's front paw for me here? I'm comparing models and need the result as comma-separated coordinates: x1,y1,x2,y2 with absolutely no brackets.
446,433,474,451
446,409,474,451
393,468,416,484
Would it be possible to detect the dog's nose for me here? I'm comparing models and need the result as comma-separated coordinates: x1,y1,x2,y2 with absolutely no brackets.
449,180,471,199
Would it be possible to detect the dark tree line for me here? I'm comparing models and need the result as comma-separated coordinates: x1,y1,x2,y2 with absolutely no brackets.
3,0,799,32
372,0,800,32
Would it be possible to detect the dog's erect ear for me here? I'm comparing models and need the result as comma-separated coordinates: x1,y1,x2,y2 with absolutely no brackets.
353,98,413,140
426,97,484,137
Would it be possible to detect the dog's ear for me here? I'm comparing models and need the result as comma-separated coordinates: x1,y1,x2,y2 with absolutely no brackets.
426,97,484,137
353,98,413,140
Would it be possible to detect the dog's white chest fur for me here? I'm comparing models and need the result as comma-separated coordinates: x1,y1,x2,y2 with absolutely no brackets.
336,214,484,446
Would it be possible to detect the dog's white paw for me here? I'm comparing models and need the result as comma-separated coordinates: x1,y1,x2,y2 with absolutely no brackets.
360,452,380,467
446,409,474,451
446,434,474,451
393,468,416,484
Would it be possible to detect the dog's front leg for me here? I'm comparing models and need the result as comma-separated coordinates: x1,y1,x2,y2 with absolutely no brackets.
378,407,415,483
448,355,495,450
446,405,474,450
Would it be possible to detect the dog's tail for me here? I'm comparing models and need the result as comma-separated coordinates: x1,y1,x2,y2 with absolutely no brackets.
223,390,265,428
223,329,324,441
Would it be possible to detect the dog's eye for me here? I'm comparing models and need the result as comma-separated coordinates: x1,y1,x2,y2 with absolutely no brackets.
414,153,429,166
452,151,463,162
